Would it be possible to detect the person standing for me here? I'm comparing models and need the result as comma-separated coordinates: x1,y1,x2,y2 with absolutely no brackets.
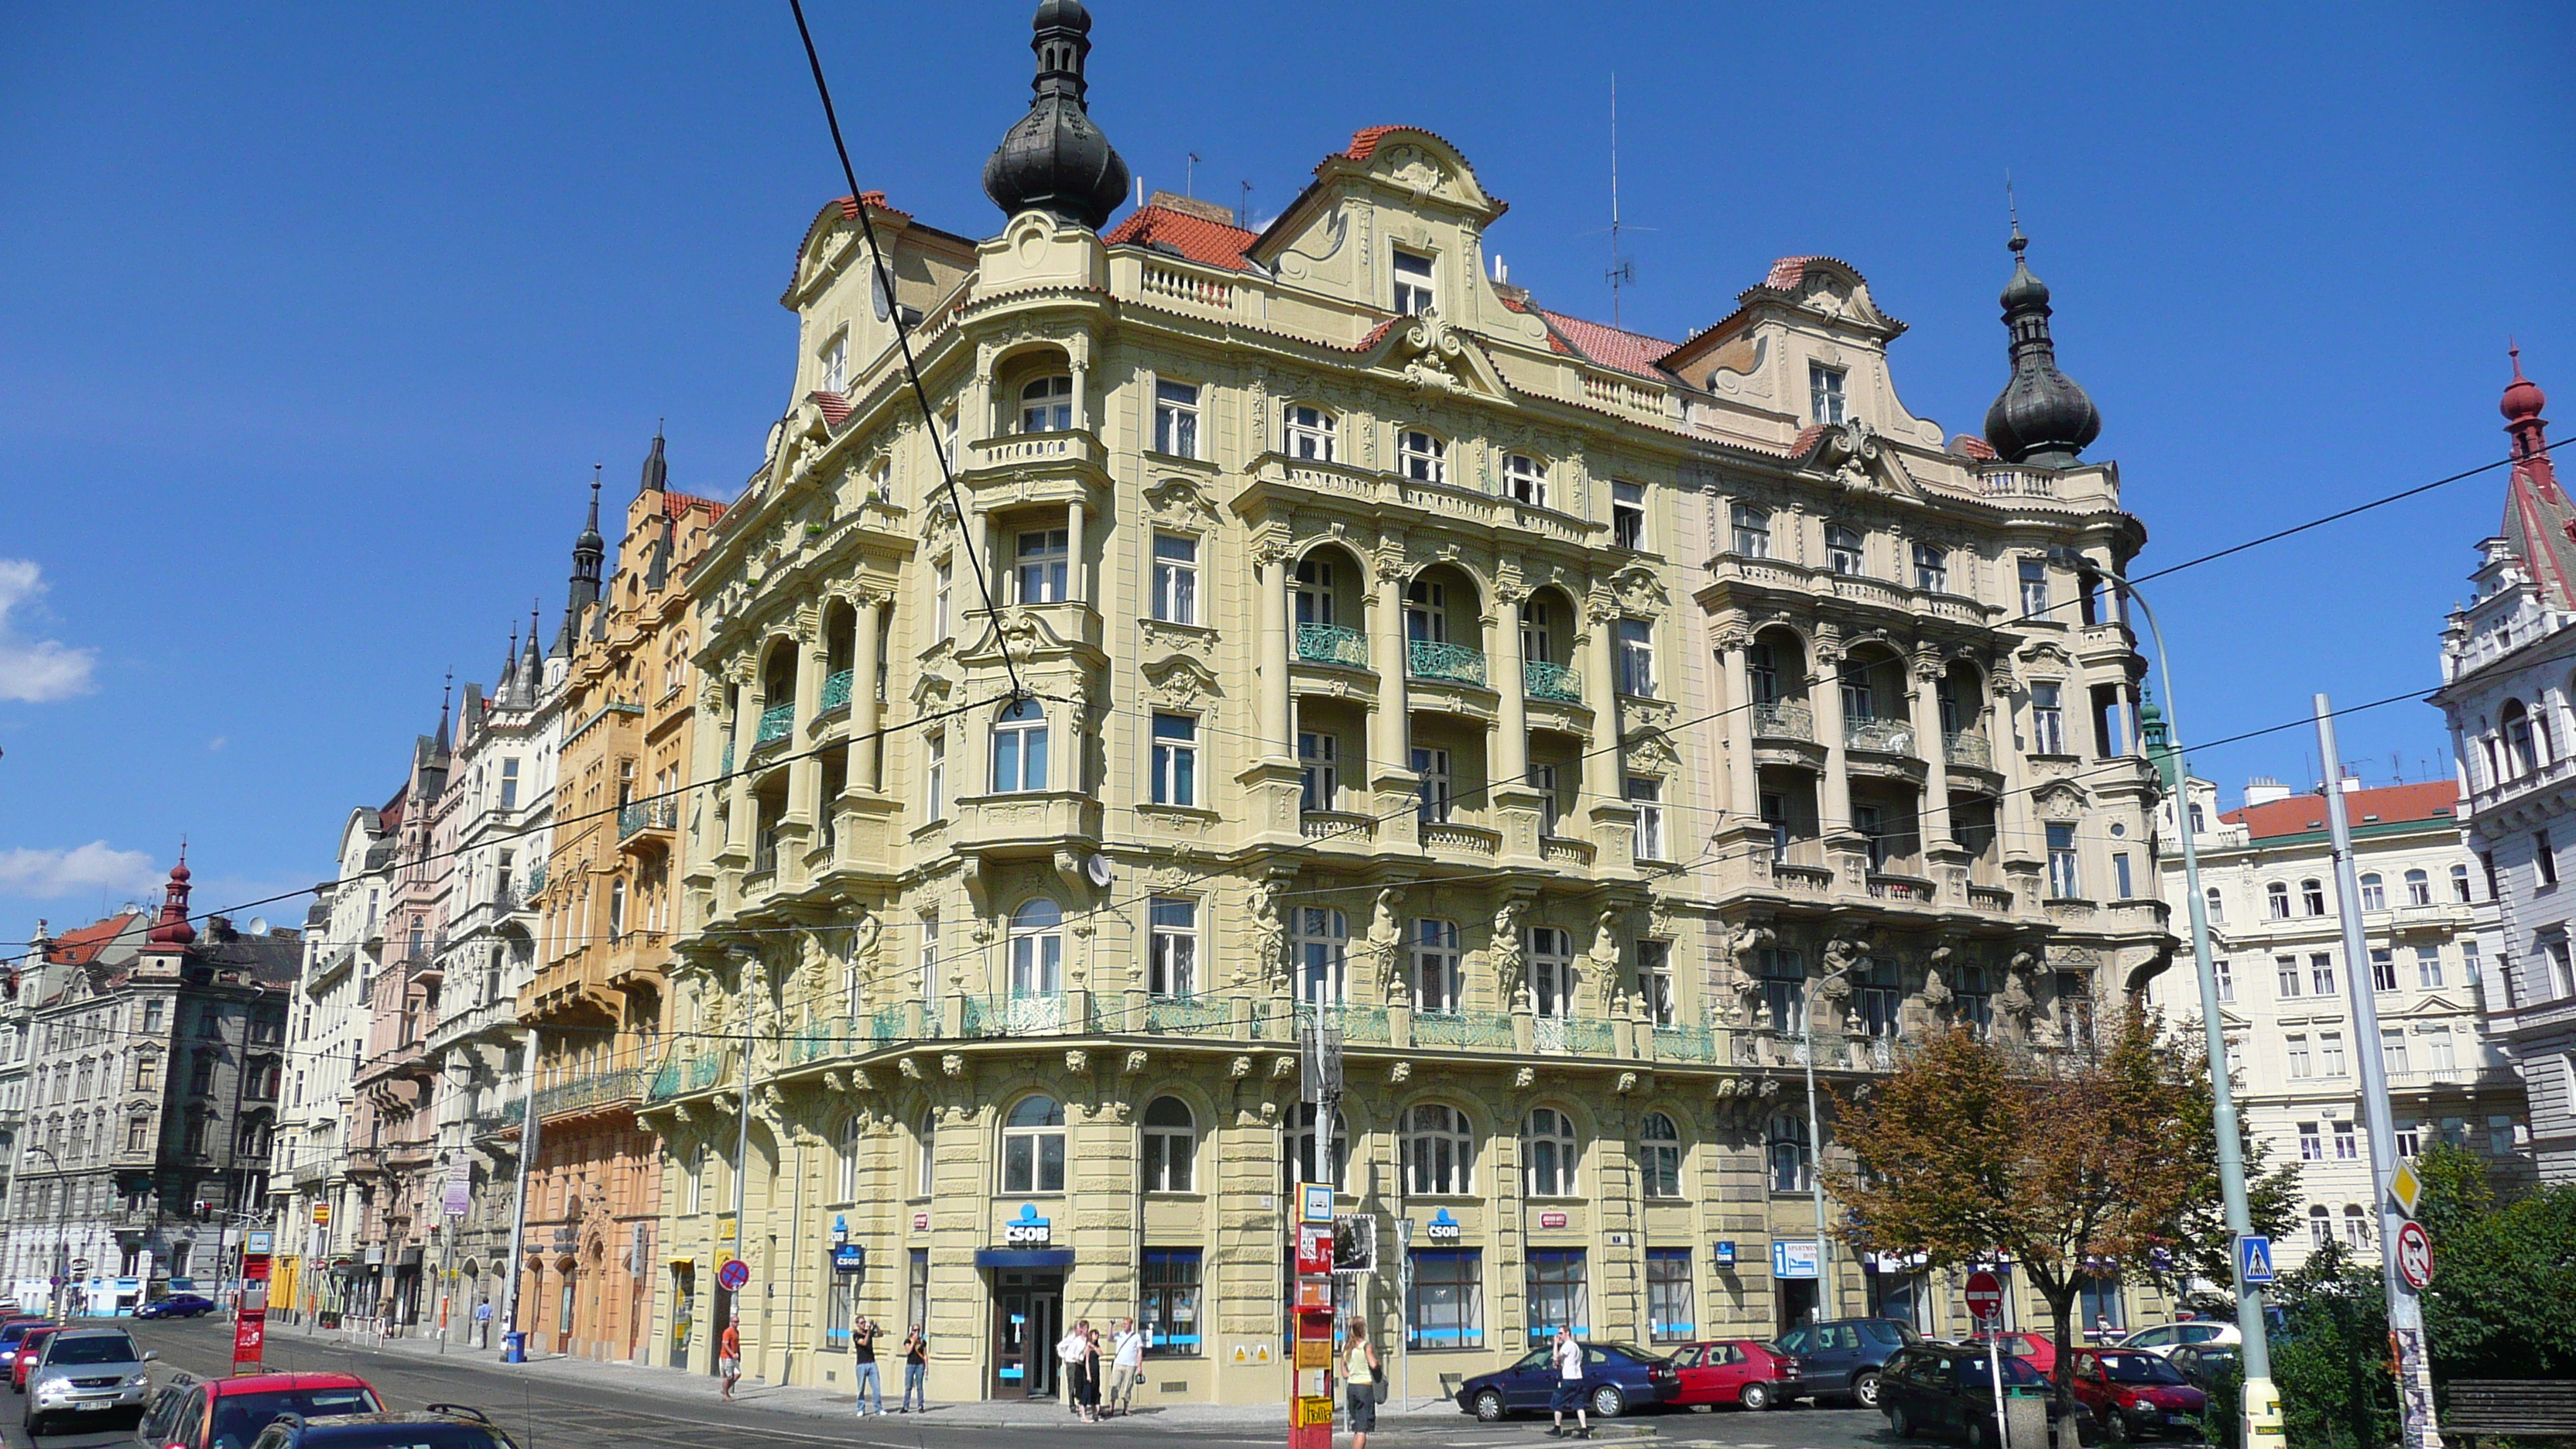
1107,1317,1146,1418
718,1318,744,1403
852,1316,884,1416
1547,1325,1590,1439
899,1322,930,1413
1057,1320,1090,1414
1343,1320,1383,1449
1075,1325,1105,1422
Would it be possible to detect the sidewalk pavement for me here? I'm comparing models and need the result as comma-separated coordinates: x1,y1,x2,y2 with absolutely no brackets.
281,1321,1467,1429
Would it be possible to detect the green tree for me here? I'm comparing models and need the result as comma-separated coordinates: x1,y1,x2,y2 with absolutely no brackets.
2150,1027,2302,1308
2268,1240,2396,1449
2417,1153,2576,1381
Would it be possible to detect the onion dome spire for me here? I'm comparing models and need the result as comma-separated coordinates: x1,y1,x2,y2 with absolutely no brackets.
2496,344,2576,609
981,0,1129,231
1982,224,2102,469
146,850,196,949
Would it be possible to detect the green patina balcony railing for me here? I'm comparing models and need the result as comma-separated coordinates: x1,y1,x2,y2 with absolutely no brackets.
618,800,677,838
868,1005,907,1044
1523,659,1582,703
1145,995,1231,1036
720,742,734,776
1652,1023,1718,1063
820,670,854,713
796,1017,854,1064
1533,1016,1618,1057
1407,639,1486,687
1295,623,1369,669
1410,1010,1516,1051
1293,1002,1391,1044
965,993,1071,1038
755,703,796,746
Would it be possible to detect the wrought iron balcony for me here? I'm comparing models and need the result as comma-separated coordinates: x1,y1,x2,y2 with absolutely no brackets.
531,1067,648,1122
1295,623,1368,669
1845,718,1917,755
1523,659,1582,703
1944,730,1993,769
1751,700,1814,741
618,800,677,838
754,703,795,747
820,670,854,713
1407,639,1487,687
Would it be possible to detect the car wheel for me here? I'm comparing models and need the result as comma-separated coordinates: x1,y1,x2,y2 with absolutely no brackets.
1473,1390,1506,1423
2105,1408,2133,1444
1967,1416,1992,1449
26,1411,46,1437
1740,1382,1774,1413
1591,1385,1626,1419
1852,1371,1883,1409
1888,1405,1916,1439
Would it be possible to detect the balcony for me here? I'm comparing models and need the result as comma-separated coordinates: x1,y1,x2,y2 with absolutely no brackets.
1752,701,1814,742
820,669,854,714
1533,1016,1618,1057
1292,1002,1392,1045
753,704,795,750
1768,862,1834,894
1410,1009,1519,1051
953,791,1103,859
1295,624,1369,670
1524,659,1583,704
1943,731,1994,769
1407,639,1487,687
1866,872,1937,904
618,800,677,841
1421,821,1502,859
964,994,1079,1038
1144,996,1232,1036
1845,718,1917,755
531,1067,648,1122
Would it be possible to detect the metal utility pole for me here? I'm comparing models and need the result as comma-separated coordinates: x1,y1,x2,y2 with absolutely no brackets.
2315,696,2442,1449
498,1028,540,1355
1800,959,1849,1321
2097,565,2280,1444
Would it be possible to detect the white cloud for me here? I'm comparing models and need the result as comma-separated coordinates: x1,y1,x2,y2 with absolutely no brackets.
0,841,162,899
0,560,96,703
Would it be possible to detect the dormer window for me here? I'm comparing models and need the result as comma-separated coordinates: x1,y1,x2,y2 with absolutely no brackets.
1809,362,1848,425
1019,375,1073,433
1504,454,1547,508
1393,249,1436,316
820,333,848,396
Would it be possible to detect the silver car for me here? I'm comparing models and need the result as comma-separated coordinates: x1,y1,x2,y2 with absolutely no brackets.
25,1327,154,1435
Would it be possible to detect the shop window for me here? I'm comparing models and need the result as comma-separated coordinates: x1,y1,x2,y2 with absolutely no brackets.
1407,1249,1483,1350
1142,1249,1202,1355
1646,1248,1695,1343
1524,1250,1590,1345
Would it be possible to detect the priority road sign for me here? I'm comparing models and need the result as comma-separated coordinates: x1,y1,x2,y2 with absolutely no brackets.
2390,1160,2425,1218
2396,1221,2434,1290
1964,1270,2005,1322
2236,1234,2276,1286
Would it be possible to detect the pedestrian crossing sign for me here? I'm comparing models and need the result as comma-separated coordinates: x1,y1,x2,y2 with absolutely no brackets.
2237,1234,2276,1286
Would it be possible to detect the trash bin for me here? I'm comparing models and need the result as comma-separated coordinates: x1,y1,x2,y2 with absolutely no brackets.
1999,1385,2051,1447
502,1331,526,1365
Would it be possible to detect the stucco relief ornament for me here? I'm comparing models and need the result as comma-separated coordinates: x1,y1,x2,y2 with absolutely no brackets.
1921,944,1955,1016
1725,923,1774,1026
1589,909,1623,1011
1998,958,2036,1037
1818,938,1862,1005
851,907,884,985
1491,899,1529,1005
1242,879,1286,988
1368,887,1407,999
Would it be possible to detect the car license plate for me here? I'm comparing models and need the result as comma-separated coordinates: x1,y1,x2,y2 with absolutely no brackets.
75,1399,111,1410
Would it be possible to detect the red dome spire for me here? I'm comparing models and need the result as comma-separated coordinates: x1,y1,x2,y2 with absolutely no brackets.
2506,342,2548,423
146,849,196,948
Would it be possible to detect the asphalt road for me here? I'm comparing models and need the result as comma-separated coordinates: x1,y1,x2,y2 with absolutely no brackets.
0,1321,1899,1449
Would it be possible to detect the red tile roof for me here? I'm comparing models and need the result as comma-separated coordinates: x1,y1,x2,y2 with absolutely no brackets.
834,191,911,224
1764,255,1825,290
1343,125,1410,161
663,492,725,522
1101,205,1258,272
2219,781,2461,839
810,390,852,429
46,913,139,968
1535,310,1679,380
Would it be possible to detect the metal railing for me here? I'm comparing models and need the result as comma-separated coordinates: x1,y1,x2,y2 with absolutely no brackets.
1523,659,1582,703
1294,623,1369,669
618,800,677,838
531,1067,647,1120
1293,1002,1391,1044
1145,995,1231,1036
755,703,795,746
820,670,854,712
1943,730,1993,769
1410,1010,1516,1051
1652,1023,1718,1063
1406,639,1487,687
1845,718,1917,754
1751,700,1813,741
1534,1016,1617,1056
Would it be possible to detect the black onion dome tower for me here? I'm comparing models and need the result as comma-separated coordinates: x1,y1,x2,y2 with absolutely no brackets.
982,0,1129,230
1982,226,2102,468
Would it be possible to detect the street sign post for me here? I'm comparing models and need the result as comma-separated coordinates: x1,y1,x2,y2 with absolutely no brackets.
1964,1271,2005,1323
2391,1160,2425,1218
2395,1221,2433,1291
716,1258,750,1293
1966,1269,2012,1449
2236,1235,2276,1286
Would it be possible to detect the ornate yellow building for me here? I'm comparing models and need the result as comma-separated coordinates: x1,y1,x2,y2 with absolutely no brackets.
639,0,2177,1407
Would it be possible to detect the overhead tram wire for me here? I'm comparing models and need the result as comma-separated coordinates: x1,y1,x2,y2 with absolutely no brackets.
786,0,1024,705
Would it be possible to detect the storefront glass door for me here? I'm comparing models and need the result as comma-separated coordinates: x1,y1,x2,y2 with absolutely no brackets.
992,1272,1063,1398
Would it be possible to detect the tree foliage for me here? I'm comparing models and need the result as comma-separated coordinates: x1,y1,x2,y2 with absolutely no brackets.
2269,1240,2397,1449
2416,1146,2576,1381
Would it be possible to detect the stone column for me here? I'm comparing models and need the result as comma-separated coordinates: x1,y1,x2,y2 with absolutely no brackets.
1259,547,1293,761
1065,499,1086,606
723,673,759,862
1369,550,1412,781
1494,596,1529,785
1719,628,1758,818
1910,652,1954,851
1991,666,2045,906
1581,596,1624,808
853,593,886,789
1812,632,1853,836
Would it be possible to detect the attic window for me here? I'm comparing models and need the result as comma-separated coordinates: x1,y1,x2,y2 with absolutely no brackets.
2363,814,2381,823
1393,248,1435,317
1809,362,1848,425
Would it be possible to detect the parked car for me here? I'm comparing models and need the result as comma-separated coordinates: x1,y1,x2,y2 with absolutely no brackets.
1772,1317,1921,1407
1879,1344,2048,1445
135,1294,219,1321
139,1371,385,1449
2112,1321,2241,1358
1984,1331,2059,1377
2065,1348,2208,1441
0,1319,55,1380
1666,1339,1802,1411
246,1406,519,1449
24,1327,155,1436
13,1324,65,1391
1454,1341,1677,1420
2165,1342,2242,1393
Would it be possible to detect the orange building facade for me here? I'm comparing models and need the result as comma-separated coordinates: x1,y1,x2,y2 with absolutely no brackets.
518,435,722,1360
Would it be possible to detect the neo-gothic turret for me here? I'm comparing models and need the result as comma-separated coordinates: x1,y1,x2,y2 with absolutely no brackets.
1982,228,2102,469
981,0,1129,231
552,478,605,658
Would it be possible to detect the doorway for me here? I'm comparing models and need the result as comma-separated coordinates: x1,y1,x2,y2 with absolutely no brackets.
992,1271,1064,1398
1775,1278,1817,1335
668,1264,694,1369
710,1280,735,1375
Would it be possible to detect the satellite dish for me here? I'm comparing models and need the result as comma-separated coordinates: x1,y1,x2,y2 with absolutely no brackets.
248,917,269,937
1083,854,1114,889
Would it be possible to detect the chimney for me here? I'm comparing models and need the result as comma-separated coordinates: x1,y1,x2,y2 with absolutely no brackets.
2244,776,2292,808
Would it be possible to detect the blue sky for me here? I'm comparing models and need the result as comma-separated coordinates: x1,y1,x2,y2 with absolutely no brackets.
0,2,2569,932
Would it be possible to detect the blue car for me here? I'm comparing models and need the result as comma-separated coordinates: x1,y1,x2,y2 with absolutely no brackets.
1455,1341,1675,1421
135,1294,218,1320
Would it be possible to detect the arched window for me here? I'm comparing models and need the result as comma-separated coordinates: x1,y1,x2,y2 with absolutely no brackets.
2188,803,2208,834
1289,1102,1349,1193
992,700,1050,793
1008,899,1064,998
2204,886,2225,923
1767,1113,1811,1193
2405,869,2432,907
2360,873,2386,912
1398,429,1445,484
1523,1108,1579,1197
1638,1112,1682,1199
1019,375,1073,433
915,1111,937,1197
1001,1094,1066,1194
1286,404,1337,461
2302,879,2328,916
2307,1204,2331,1247
2502,701,2537,777
1404,1104,1475,1196
1142,1096,1195,1193
2341,1204,2369,1249
2266,882,2290,920
1503,453,1547,508
838,1114,862,1201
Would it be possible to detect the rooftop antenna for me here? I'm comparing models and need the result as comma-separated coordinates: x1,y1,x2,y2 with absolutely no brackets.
1606,74,1634,327
1186,152,1201,197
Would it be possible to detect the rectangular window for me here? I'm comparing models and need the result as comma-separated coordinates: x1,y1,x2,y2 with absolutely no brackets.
925,733,947,820
2287,1036,2311,1078
1298,731,1338,813
1530,927,1574,1019
2020,558,2051,618
1016,528,1069,605
2276,956,2301,998
2030,683,2066,755
2298,1122,2323,1160
1612,481,1646,550
1616,619,1655,696
1503,454,1548,508
1526,763,1560,836
1407,1249,1483,1350
1413,746,1454,824
2463,938,2482,983
1636,940,1674,1028
1152,379,1201,458
1286,403,1335,461
500,759,520,810
1018,378,1070,434
1149,898,1198,998
2321,1031,2348,1076
1628,777,1666,862
2213,957,2234,1002
2334,1121,2359,1160
2543,831,2561,887
1808,362,1847,424
2551,938,2575,998
1826,526,1864,577
1151,533,1199,624
908,1249,930,1340
1646,1249,1696,1343
1913,543,1948,594
2224,1036,2245,1078
2372,949,2399,992
2417,946,2444,989
933,560,954,643
2311,953,2337,995
1150,713,1198,807
1399,430,1445,484
2396,1126,2423,1159
2047,824,2081,899
2382,1027,2410,1074
1524,1249,1589,1345
1393,248,1436,315
2424,1026,2457,1071
2112,852,2134,900
921,913,940,1005
1730,504,1770,558
1141,1249,1203,1356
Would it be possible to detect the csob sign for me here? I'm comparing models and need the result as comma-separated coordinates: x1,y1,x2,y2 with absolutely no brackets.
1003,1204,1053,1246
1423,1209,1461,1242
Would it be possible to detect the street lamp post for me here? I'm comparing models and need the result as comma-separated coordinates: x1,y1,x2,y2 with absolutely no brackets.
1800,957,1854,1321
22,1146,67,1319
2089,565,2282,1445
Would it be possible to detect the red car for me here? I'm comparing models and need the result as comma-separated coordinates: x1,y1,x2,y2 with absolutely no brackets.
1667,1338,1802,1411
2067,1348,2208,1441
139,1370,385,1449
1988,1331,2060,1376
10,1324,60,1392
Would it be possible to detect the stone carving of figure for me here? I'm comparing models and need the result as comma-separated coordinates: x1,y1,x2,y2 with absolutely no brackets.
1243,879,1286,987
1819,937,1862,1004
1492,899,1528,1006
1922,943,1956,1016
1999,949,2037,1038
1590,909,1622,1012
1725,924,1773,1027
1369,888,1406,999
